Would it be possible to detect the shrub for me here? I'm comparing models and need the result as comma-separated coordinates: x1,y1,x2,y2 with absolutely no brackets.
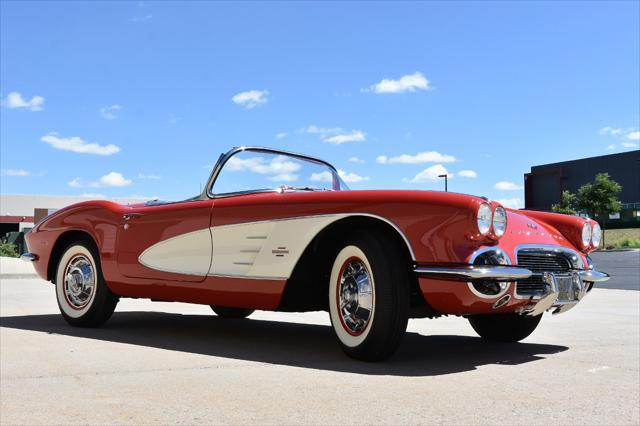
0,243,19,258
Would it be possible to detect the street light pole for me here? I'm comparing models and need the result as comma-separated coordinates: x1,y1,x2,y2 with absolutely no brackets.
438,174,448,192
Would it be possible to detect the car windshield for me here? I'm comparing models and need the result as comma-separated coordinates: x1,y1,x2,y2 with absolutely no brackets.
210,148,349,196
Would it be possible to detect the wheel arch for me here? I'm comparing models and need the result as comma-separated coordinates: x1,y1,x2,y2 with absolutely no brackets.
47,229,99,282
278,214,418,312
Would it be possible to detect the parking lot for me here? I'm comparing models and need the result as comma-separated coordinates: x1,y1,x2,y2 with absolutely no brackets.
1,262,639,425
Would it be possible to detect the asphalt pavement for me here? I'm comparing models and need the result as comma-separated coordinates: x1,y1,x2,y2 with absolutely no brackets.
590,250,639,291
1,277,638,425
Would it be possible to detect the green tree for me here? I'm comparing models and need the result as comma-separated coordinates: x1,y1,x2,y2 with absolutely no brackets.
576,173,622,246
551,190,577,215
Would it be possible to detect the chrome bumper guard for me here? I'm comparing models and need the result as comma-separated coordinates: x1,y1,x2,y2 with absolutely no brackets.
516,269,609,316
414,264,610,316
20,253,38,262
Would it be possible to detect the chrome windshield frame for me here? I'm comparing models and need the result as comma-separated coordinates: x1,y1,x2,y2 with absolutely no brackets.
201,146,342,199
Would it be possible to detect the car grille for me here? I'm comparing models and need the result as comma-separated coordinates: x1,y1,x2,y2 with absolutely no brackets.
516,250,572,296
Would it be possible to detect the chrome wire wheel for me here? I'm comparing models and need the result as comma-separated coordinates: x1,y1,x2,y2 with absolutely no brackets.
337,257,374,336
63,254,95,310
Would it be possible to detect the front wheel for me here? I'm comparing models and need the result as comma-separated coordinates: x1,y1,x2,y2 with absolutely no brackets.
328,231,410,361
55,240,118,327
468,313,542,342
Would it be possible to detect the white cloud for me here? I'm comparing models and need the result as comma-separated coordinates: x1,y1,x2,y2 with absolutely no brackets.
366,72,431,94
494,181,523,191
231,90,269,109
80,193,106,198
496,197,523,209
137,173,161,180
68,172,132,188
305,125,343,135
323,130,366,145
275,132,288,140
600,126,639,144
41,132,120,156
267,173,298,182
607,144,616,150
297,124,365,145
338,169,369,183
599,126,624,136
403,164,450,183
377,151,456,164
129,14,152,22
226,155,301,175
348,156,365,163
1,169,30,177
458,169,477,178
309,169,371,184
309,171,333,183
100,105,122,120
622,142,639,149
2,91,45,111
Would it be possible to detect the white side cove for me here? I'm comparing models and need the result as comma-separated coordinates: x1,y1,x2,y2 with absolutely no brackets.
138,214,416,279
139,228,213,276
210,215,350,278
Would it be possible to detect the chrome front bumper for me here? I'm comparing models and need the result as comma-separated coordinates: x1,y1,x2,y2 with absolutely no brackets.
415,264,610,316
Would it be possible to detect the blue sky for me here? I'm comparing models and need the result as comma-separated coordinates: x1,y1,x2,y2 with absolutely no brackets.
1,1,639,208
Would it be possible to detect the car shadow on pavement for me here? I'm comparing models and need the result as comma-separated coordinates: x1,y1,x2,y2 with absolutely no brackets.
0,311,568,377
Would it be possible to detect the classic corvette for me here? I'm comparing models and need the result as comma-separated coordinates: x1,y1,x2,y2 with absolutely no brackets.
23,146,610,360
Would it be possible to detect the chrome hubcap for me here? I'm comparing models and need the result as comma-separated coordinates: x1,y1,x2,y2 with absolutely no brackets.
64,255,95,309
338,258,373,335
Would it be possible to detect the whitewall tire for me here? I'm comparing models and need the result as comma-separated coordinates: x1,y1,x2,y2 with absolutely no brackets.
55,240,118,327
328,230,410,361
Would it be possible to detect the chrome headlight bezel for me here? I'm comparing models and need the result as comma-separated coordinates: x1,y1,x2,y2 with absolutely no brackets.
477,203,492,235
492,206,507,237
591,222,602,247
581,222,592,248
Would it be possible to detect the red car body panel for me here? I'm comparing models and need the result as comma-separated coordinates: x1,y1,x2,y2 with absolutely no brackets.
25,189,596,315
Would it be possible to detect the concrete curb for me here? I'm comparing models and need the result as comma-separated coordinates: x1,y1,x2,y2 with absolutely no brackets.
0,257,37,279
595,248,640,253
0,274,38,279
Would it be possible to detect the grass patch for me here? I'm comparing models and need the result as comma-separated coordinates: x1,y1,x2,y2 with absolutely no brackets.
609,238,640,249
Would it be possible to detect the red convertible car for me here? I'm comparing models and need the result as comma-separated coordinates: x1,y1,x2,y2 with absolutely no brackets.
23,146,609,360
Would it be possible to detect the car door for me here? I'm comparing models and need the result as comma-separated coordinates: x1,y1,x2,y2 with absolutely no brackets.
116,199,214,282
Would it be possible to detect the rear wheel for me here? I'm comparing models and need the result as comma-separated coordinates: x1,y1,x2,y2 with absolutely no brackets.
210,306,254,319
55,240,118,327
468,313,542,342
328,230,410,361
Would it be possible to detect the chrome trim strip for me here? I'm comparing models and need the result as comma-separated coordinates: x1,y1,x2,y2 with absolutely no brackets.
514,244,585,269
202,146,340,200
578,270,610,282
207,273,288,281
20,253,38,262
415,265,532,281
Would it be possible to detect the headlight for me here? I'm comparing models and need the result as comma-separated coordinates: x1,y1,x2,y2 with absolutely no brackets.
492,206,507,237
591,222,602,247
581,222,592,248
477,203,492,235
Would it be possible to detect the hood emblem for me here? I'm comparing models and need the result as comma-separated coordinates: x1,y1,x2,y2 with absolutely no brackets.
527,222,538,230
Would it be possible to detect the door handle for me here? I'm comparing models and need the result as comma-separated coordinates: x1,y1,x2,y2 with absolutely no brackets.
123,213,144,220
